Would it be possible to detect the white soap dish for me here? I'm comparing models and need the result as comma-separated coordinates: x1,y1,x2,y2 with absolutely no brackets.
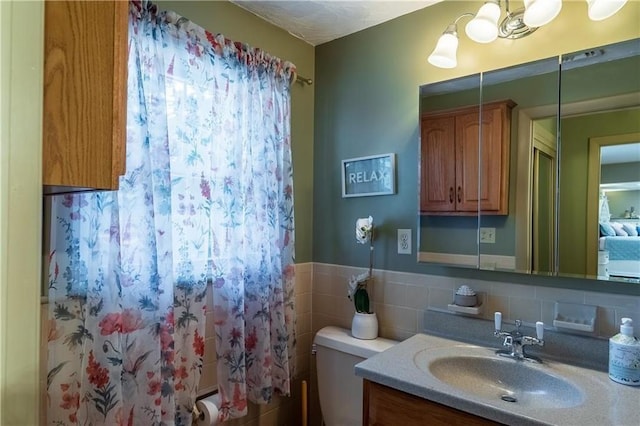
552,301,596,333
447,303,483,315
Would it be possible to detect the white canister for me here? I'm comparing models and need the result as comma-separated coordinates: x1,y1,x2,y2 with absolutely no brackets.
609,318,640,386
351,312,378,340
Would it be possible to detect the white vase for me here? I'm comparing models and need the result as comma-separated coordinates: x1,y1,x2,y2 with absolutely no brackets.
351,312,378,340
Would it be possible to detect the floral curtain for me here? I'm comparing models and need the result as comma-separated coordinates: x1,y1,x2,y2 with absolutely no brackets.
47,2,297,424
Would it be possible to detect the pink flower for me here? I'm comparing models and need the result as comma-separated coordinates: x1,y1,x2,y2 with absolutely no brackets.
176,365,188,380
99,312,121,335
232,383,247,412
231,327,242,341
193,329,205,357
121,309,144,333
98,309,144,335
60,391,79,410
62,194,74,208
147,379,161,396
245,328,257,351
200,175,211,200
86,350,109,389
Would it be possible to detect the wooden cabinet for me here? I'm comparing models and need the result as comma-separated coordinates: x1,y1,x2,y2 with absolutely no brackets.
420,100,514,215
363,380,501,426
43,0,128,193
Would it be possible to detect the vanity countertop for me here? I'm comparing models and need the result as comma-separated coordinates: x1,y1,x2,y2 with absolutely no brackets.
355,333,640,426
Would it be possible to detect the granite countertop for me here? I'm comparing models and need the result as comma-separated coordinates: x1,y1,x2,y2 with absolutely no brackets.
355,333,640,426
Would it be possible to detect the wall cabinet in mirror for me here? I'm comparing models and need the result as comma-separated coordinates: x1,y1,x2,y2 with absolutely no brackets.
420,100,514,215
43,0,128,194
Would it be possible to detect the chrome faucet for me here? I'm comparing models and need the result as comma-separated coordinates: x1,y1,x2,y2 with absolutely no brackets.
493,312,544,363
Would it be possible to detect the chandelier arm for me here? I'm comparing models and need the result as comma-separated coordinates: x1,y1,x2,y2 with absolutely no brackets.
452,12,475,25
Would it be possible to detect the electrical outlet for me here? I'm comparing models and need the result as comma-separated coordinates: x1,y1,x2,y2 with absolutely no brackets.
397,229,411,254
479,227,496,244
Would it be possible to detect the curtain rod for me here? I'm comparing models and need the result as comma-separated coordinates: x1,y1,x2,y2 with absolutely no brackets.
295,74,313,85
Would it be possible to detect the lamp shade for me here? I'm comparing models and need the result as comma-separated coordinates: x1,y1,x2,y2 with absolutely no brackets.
587,0,627,20
428,30,459,68
523,0,562,27
465,1,501,43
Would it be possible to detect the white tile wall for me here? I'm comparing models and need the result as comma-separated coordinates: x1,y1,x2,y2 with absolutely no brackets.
311,263,640,340
308,263,640,425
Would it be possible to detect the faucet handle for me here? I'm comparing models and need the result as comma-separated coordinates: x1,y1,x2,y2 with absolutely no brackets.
494,311,502,331
536,321,544,340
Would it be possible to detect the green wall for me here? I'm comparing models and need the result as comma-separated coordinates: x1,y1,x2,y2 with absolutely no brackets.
602,162,640,185
313,0,640,292
158,1,316,262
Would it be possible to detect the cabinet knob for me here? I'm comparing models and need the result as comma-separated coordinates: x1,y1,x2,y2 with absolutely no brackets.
449,187,454,203
457,186,462,203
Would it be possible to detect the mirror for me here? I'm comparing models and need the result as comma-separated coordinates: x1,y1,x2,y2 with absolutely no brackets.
418,73,481,268
558,40,640,281
418,37,640,283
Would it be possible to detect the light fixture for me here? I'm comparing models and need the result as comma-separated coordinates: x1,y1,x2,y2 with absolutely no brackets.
428,0,628,69
428,24,461,69
587,0,628,21
523,0,562,27
465,0,501,43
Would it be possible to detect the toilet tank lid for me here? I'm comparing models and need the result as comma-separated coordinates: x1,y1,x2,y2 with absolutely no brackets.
313,326,398,359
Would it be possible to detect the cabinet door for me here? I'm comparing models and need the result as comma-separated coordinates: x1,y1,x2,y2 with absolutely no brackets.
478,102,511,213
421,116,456,212
455,110,482,212
363,380,500,426
43,1,128,192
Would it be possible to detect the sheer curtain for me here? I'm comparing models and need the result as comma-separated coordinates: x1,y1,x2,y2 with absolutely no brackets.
47,2,296,424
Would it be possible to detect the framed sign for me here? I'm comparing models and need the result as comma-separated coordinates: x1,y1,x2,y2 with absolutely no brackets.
341,153,396,198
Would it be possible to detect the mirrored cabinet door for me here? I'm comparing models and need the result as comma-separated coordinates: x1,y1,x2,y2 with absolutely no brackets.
418,74,481,267
559,38,640,282
478,58,560,274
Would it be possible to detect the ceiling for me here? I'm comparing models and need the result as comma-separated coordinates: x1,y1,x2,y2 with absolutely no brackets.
229,0,441,46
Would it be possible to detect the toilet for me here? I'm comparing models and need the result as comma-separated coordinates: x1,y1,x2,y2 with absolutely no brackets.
313,326,398,426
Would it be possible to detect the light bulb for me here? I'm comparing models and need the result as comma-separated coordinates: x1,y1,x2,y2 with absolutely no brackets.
465,1,501,43
428,26,459,69
523,0,563,27
587,0,627,20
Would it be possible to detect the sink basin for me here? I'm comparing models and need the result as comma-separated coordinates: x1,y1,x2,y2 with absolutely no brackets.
414,347,585,409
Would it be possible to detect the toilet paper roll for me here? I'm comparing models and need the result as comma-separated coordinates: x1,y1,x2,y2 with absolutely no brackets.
195,394,221,426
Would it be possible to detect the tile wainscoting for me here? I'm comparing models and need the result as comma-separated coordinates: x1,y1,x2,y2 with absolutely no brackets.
309,263,640,425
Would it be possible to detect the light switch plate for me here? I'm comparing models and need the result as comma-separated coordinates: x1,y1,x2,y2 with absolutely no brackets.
480,227,496,244
397,229,411,254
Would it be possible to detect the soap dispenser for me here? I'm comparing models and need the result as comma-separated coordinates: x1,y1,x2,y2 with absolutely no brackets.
609,318,640,386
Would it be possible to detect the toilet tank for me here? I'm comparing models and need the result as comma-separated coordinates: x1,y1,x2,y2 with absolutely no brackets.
313,326,397,426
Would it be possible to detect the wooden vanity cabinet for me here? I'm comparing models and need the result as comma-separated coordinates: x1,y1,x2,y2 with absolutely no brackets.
420,100,514,215
363,380,501,426
43,0,129,193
